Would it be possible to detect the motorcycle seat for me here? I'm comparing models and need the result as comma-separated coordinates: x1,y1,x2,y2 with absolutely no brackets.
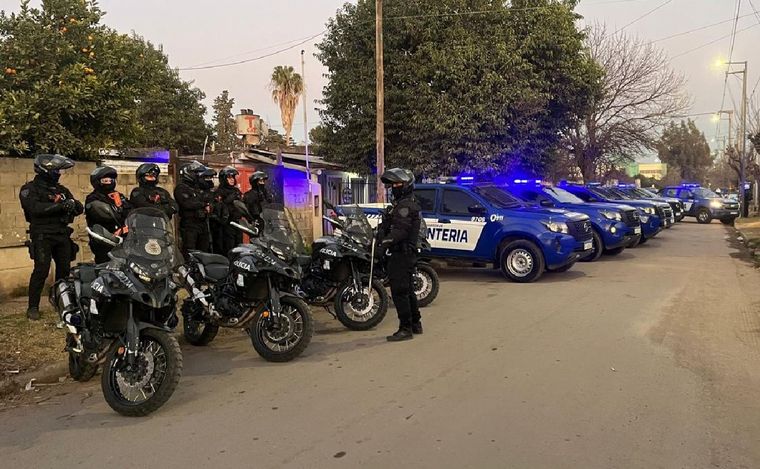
203,264,229,281
297,255,311,267
190,252,230,266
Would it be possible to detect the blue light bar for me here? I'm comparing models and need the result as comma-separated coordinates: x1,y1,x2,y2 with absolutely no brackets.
681,183,701,188
587,182,602,187
513,179,543,185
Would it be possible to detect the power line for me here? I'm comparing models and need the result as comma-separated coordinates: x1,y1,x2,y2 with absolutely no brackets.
178,31,326,71
747,0,760,100
670,21,759,59
712,0,741,150
613,0,674,34
651,12,756,43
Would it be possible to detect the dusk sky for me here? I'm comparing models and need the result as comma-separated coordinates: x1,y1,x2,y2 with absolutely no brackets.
2,0,758,156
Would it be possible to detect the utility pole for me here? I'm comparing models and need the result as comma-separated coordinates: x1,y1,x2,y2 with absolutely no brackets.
301,50,310,182
375,0,385,203
726,61,748,215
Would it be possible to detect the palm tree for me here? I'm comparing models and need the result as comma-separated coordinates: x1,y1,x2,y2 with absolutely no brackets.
269,65,304,147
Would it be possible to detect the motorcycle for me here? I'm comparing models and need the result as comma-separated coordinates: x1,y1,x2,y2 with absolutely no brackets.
179,202,313,363
329,203,440,308
50,208,183,416
288,203,389,331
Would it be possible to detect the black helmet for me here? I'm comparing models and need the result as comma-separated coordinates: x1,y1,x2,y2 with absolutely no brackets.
249,170,268,186
381,167,415,198
199,167,216,190
179,160,207,185
33,154,74,183
136,163,160,186
219,166,239,187
90,166,118,193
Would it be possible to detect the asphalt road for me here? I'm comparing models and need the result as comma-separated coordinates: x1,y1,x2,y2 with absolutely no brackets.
2,221,760,468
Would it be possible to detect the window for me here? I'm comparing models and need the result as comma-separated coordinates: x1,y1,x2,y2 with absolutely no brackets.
569,189,592,202
678,189,694,199
442,189,480,215
413,189,437,212
663,189,678,197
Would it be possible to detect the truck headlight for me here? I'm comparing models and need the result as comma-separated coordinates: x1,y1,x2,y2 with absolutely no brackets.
639,207,655,215
639,215,650,223
600,210,622,221
709,200,723,209
542,221,569,234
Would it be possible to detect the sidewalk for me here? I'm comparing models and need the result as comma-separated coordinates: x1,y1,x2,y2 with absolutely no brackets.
0,298,67,396
734,217,760,264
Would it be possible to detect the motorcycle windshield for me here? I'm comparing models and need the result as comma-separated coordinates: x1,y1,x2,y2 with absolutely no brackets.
338,205,374,246
111,208,179,278
259,204,304,256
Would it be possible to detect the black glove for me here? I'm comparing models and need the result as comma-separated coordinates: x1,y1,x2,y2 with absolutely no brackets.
62,199,77,213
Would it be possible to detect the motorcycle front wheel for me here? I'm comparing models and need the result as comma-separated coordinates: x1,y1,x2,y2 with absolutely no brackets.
101,329,183,417
335,278,389,331
249,297,313,362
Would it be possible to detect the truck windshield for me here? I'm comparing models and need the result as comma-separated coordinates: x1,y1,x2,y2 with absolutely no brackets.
472,185,522,208
589,187,619,200
543,187,584,204
693,187,720,198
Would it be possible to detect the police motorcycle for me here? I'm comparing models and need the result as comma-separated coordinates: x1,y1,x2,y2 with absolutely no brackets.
291,203,389,331
50,208,183,416
178,202,313,363
334,204,440,308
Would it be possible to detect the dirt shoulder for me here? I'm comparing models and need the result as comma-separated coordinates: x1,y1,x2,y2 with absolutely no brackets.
0,298,66,377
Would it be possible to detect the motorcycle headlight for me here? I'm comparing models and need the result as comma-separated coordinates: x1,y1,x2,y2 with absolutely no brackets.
542,221,569,234
600,210,622,221
270,245,286,260
130,262,153,283
709,200,723,209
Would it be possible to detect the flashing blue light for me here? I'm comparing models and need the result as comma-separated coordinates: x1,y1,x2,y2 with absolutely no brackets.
681,183,701,188
587,182,602,187
459,176,475,181
617,184,636,189
513,178,543,185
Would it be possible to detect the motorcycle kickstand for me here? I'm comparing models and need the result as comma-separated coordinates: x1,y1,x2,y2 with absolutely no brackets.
324,306,337,319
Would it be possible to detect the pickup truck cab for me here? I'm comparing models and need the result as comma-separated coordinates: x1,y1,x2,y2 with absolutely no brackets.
360,179,593,283
661,184,740,224
616,185,684,222
559,183,663,244
503,180,641,261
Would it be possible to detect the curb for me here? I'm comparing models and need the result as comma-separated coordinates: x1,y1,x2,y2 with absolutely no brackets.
0,360,68,397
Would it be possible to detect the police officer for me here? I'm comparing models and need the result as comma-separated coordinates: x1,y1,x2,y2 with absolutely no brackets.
85,166,132,264
175,161,213,256
129,163,178,219
19,154,84,320
377,168,422,342
212,166,244,255
243,171,273,232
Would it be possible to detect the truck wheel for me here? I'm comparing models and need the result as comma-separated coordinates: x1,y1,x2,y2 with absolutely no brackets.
580,229,603,263
696,208,712,224
499,240,545,283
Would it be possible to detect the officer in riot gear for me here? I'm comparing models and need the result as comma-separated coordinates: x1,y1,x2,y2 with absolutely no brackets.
212,166,244,255
378,168,422,342
175,161,213,256
19,154,84,320
129,163,178,219
85,166,132,264
243,171,273,232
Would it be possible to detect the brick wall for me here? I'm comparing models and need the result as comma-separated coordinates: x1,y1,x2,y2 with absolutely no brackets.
0,158,175,298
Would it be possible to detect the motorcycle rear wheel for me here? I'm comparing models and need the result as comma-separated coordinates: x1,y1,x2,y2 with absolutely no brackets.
414,263,439,308
249,297,313,362
101,329,183,417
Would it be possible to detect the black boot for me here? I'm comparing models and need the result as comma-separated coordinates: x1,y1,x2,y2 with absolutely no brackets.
387,327,413,342
26,306,40,321
412,322,423,335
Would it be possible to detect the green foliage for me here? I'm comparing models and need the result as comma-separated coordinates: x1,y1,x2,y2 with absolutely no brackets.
316,0,598,176
655,119,712,183
212,90,237,151
0,0,208,158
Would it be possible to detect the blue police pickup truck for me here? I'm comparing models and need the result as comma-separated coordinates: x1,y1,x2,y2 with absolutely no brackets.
661,184,740,225
559,183,663,245
616,185,685,222
503,180,641,262
359,179,594,283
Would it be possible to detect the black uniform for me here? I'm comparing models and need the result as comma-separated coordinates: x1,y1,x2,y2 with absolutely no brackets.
85,190,131,263
380,193,422,330
19,175,83,310
175,181,211,256
213,184,244,255
130,185,178,219
243,185,273,226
